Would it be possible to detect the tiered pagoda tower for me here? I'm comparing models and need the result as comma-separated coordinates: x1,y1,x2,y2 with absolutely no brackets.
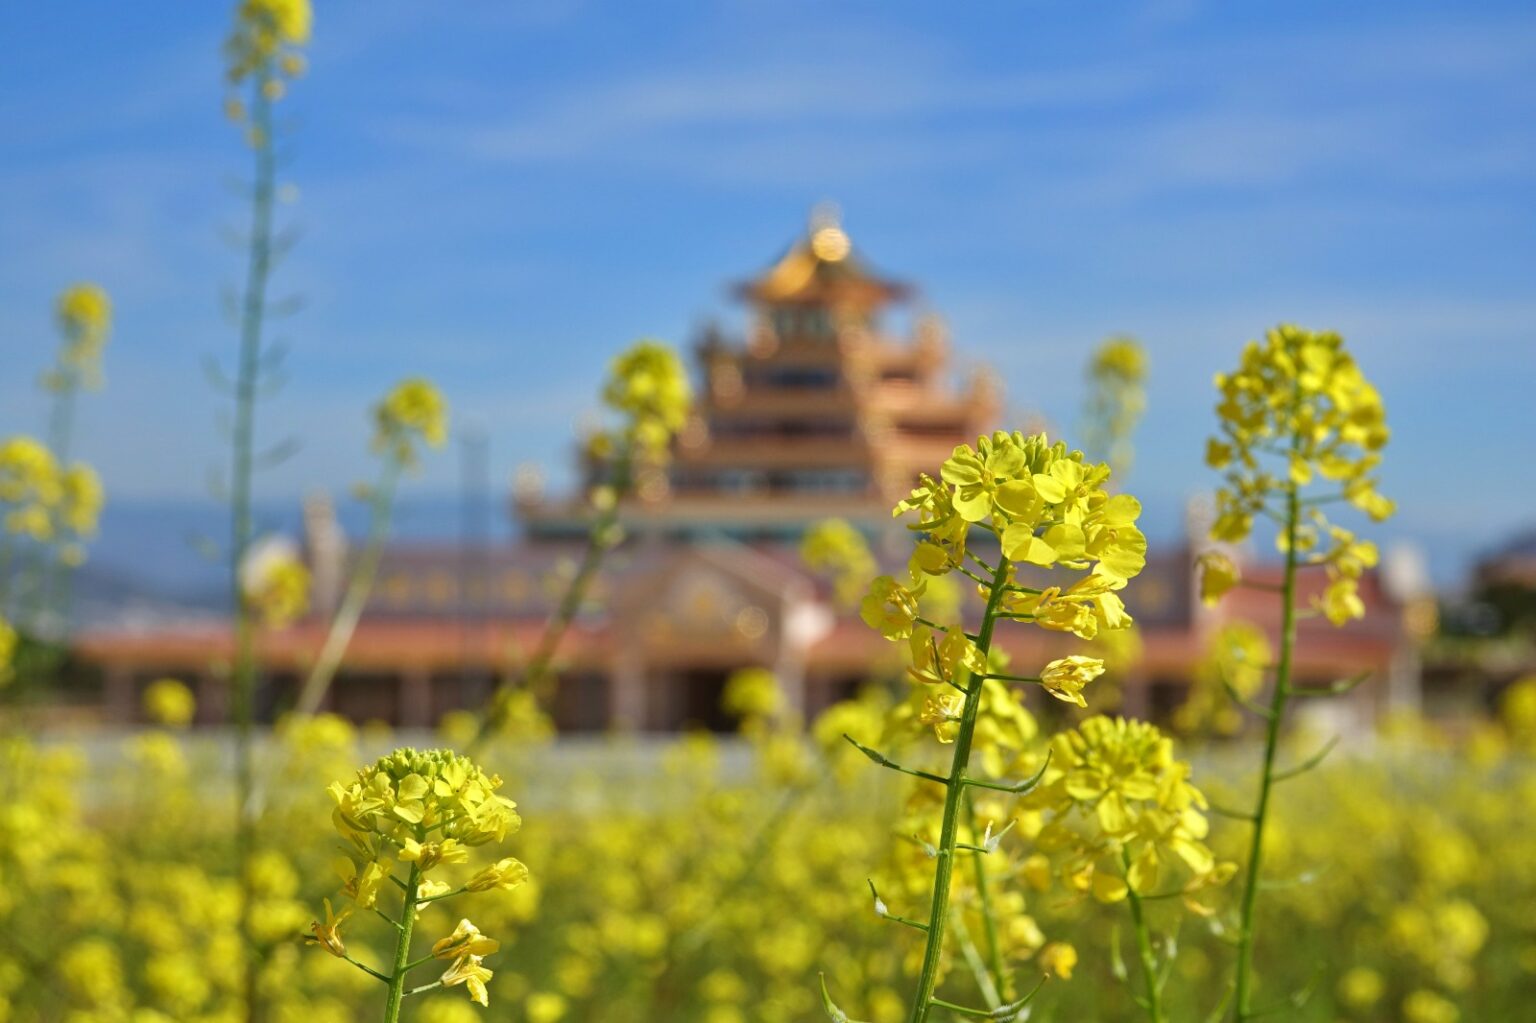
522,209,1000,542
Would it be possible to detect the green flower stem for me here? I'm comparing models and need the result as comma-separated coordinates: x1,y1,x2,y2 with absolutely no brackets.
1124,849,1165,1023
345,953,391,985
955,565,991,588
963,790,1008,1001
294,457,402,716
417,886,467,905
906,555,1011,1023
950,915,1002,1010
471,442,633,749
231,69,278,1023
0,538,14,620
1232,477,1301,1020
403,952,438,973
34,373,80,640
47,371,79,465
382,861,423,1023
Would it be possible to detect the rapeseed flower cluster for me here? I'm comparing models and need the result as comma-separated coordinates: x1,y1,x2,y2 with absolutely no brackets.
0,614,15,685
801,518,878,608
316,748,527,1014
240,536,311,626
1203,324,1394,625
1199,325,1397,1020
142,677,197,728
0,434,103,569
225,0,311,98
0,435,61,541
831,430,1163,1022
373,378,449,467
50,283,112,387
865,432,1145,653
599,339,692,460
1082,335,1147,479
1024,716,1231,910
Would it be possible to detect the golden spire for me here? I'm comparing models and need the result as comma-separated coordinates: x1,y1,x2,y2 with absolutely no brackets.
808,201,851,263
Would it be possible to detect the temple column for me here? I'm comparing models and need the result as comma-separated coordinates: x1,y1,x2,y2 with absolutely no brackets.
772,647,807,719
778,597,831,719
198,670,229,724
400,668,433,729
1118,670,1152,719
609,657,647,731
104,665,135,724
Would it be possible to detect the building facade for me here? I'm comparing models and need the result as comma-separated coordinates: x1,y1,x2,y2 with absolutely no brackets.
77,214,1414,730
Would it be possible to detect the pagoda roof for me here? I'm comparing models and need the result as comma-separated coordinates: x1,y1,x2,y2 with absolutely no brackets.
734,210,910,307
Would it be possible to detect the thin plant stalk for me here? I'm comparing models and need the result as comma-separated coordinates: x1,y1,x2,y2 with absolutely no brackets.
1231,462,1301,1020
47,374,78,466
293,458,401,716
0,540,12,611
964,790,1008,1002
1125,851,1166,1023
230,74,279,1022
905,555,1010,1023
470,442,633,749
951,915,1002,1011
33,369,80,642
382,861,423,1023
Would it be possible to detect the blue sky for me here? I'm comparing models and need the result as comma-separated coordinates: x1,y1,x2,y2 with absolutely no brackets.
1,0,1533,585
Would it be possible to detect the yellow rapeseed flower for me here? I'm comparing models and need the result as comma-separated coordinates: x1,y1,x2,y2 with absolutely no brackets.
800,518,877,608
374,377,450,467
142,678,196,728
1039,655,1105,708
1196,549,1239,605
1206,325,1393,626
226,0,312,86
1403,989,1459,1023
526,992,569,1023
0,614,15,688
877,432,1148,652
602,339,691,459
306,897,351,958
1039,941,1078,980
54,283,112,382
239,537,310,626
59,463,103,536
432,919,500,960
721,667,785,722
440,954,494,1007
465,857,530,893
1026,716,1227,908
1083,335,1147,477
1338,966,1385,1008
905,623,986,687
0,436,63,541
860,575,922,640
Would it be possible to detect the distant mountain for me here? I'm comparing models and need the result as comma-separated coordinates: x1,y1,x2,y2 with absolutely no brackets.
76,494,509,628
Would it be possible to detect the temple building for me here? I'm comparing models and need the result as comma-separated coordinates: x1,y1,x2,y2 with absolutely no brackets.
76,213,1416,731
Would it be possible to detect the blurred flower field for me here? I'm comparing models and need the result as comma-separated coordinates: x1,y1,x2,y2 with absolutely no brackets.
3,691,1535,1023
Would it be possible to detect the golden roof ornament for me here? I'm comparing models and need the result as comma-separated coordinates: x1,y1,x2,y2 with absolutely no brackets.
809,201,851,262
